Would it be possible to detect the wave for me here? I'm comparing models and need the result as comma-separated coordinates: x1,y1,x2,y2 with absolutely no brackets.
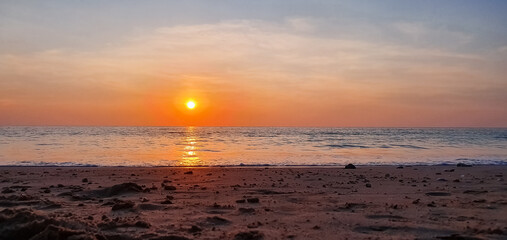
317,144,370,149
390,144,428,149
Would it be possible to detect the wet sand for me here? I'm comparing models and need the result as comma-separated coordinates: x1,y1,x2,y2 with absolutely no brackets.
0,165,506,240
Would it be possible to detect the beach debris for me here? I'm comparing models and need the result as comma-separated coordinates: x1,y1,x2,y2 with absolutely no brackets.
345,164,356,169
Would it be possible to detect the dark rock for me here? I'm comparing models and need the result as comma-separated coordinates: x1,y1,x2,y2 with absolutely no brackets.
164,186,177,191
184,171,193,175
149,236,191,240
246,198,259,203
345,164,356,169
425,192,451,196
236,199,246,203
135,221,150,228
188,225,202,233
436,234,482,240
82,178,88,183
206,216,231,225
138,204,165,210
111,200,135,211
365,183,371,188
239,208,255,214
1,188,14,193
457,163,472,167
87,182,144,197
234,231,264,240
463,190,488,195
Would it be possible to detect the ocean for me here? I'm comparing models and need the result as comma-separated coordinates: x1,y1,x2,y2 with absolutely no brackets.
0,127,506,167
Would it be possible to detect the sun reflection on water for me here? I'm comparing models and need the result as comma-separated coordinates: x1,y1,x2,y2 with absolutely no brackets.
179,127,202,166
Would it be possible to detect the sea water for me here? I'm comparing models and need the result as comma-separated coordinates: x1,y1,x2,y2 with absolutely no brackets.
0,127,506,166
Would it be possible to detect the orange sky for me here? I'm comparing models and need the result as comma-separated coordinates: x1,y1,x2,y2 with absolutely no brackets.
1,1,506,127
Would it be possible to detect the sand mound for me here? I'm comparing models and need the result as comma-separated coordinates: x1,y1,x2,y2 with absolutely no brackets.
86,183,144,198
0,208,93,240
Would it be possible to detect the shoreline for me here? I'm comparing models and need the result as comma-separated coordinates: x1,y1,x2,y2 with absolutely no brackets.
1,162,506,168
1,165,506,239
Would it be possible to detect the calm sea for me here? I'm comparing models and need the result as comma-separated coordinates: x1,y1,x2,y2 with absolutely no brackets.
0,127,506,167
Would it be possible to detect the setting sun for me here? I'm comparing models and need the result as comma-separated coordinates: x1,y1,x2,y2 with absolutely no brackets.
186,101,196,109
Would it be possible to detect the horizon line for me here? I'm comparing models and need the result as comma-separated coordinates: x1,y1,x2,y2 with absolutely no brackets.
1,125,506,129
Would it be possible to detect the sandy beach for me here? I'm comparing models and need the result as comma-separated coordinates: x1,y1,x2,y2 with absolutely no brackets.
0,165,505,240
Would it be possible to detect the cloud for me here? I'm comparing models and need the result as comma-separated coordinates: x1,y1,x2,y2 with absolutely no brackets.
393,21,473,46
0,19,505,126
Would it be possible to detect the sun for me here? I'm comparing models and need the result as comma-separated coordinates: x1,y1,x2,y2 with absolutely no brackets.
186,100,196,109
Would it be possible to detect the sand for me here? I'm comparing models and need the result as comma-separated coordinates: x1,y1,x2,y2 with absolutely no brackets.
0,165,505,240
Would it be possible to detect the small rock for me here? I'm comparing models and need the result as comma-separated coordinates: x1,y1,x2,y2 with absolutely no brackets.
135,221,150,228
344,164,356,169
2,188,14,193
365,183,371,188
184,171,193,175
234,231,264,240
457,163,472,167
164,185,177,191
111,200,135,211
239,208,255,214
82,178,88,183
247,198,259,203
188,225,202,233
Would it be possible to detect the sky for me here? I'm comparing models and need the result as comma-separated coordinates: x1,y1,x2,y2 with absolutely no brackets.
0,0,506,127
